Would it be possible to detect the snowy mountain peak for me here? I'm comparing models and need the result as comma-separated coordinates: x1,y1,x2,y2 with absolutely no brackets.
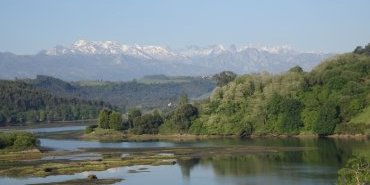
72,39,91,48
44,39,318,60
6,40,332,81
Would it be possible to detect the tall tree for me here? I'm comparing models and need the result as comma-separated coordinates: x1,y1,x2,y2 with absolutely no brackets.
98,109,111,129
109,111,123,130
127,108,142,129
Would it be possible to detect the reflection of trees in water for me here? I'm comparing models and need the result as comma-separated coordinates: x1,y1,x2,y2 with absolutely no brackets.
176,138,361,177
177,158,201,178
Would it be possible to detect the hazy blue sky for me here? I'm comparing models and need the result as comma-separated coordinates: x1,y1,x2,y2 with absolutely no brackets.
1,0,370,54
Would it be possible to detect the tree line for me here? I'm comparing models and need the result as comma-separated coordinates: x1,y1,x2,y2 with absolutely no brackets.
92,94,199,135
0,80,110,126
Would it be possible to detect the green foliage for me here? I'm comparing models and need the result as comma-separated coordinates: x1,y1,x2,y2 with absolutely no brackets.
0,80,109,125
312,101,340,136
266,94,303,134
127,108,142,129
160,103,198,134
85,124,98,134
350,106,370,125
109,112,123,130
26,75,215,111
288,65,304,73
213,71,237,87
0,132,38,150
335,122,370,135
338,155,369,185
192,45,370,136
98,109,111,129
131,110,164,134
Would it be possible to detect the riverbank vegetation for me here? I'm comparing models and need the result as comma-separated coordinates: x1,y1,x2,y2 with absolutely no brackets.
0,132,38,151
338,155,369,185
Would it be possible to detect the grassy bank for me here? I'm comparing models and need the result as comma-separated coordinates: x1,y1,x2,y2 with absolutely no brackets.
83,128,369,142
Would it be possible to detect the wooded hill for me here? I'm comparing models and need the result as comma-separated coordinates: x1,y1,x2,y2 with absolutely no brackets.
24,75,215,111
0,75,215,126
0,80,110,126
187,44,370,136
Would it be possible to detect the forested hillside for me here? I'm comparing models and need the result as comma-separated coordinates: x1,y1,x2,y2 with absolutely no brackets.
24,75,215,111
0,80,110,126
187,45,370,136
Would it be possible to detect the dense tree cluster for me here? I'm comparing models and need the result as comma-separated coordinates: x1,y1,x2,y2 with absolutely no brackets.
188,47,370,136
97,109,123,130
96,108,164,134
95,95,197,135
131,110,164,134
0,80,110,126
0,132,38,150
160,95,199,134
212,71,237,87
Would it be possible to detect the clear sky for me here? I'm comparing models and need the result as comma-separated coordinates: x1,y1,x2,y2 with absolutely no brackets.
1,0,370,54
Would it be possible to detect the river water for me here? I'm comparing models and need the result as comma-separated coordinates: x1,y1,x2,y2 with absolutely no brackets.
0,125,368,185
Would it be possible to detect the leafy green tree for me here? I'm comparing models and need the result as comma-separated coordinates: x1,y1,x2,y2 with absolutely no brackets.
163,103,199,134
0,132,38,150
98,109,111,129
109,112,123,130
131,111,164,134
267,94,303,134
213,71,237,87
279,98,303,134
313,101,340,136
127,108,142,129
13,133,38,149
288,65,304,73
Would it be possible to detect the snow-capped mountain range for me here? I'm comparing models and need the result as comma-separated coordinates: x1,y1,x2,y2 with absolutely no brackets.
0,40,332,81
43,40,302,59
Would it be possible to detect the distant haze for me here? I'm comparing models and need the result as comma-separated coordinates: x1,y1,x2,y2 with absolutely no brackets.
0,40,331,81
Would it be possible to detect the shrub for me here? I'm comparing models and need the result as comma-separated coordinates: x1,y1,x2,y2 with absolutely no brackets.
85,124,98,134
338,155,369,185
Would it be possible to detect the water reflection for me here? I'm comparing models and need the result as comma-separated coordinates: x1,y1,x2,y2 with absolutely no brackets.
0,136,368,185
26,126,85,133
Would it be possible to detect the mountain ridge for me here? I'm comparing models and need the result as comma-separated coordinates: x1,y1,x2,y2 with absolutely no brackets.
0,40,332,81
41,39,324,58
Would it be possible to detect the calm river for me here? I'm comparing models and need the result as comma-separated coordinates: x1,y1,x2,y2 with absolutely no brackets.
0,125,368,185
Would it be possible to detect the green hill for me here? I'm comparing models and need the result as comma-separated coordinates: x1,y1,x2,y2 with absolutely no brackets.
24,75,215,111
188,45,370,136
0,80,110,126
